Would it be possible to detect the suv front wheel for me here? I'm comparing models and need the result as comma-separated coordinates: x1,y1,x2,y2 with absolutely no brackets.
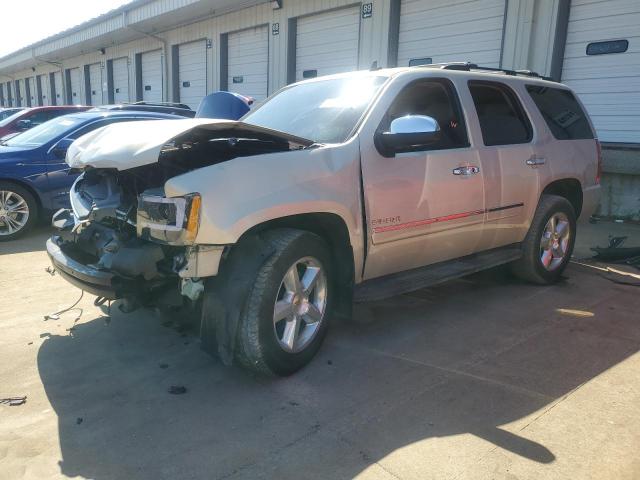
512,194,576,284
236,229,333,376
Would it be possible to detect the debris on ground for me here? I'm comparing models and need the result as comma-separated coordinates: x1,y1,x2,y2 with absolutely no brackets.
168,386,187,395
591,235,640,270
44,291,84,322
1,396,27,406
76,417,83,425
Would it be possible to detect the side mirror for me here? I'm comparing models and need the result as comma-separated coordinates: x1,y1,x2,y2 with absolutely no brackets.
50,138,73,160
16,119,32,131
377,115,441,156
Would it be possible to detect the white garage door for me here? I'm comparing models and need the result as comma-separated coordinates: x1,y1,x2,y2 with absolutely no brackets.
88,63,103,106
228,26,269,101
178,40,207,109
39,74,51,106
17,79,25,106
7,82,14,106
53,71,63,105
112,57,130,103
562,0,640,143
68,68,82,104
27,77,37,106
296,6,360,81
141,49,164,103
398,0,506,68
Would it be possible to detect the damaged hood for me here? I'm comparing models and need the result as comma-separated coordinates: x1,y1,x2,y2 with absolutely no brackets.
66,118,314,170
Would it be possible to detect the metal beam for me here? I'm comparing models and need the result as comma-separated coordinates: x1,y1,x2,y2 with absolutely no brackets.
550,0,571,81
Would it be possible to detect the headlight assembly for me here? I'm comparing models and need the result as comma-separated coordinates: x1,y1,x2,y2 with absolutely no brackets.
137,192,201,245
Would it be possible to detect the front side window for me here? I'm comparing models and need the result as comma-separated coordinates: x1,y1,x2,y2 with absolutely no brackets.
243,74,389,144
525,85,594,140
378,78,469,150
468,81,532,146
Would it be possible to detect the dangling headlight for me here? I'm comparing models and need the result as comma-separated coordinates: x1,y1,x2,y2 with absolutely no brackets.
137,192,201,245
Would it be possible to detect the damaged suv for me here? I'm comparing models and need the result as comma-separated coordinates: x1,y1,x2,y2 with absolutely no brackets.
47,63,601,375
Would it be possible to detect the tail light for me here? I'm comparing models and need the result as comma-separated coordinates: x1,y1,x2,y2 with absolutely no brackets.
595,139,602,185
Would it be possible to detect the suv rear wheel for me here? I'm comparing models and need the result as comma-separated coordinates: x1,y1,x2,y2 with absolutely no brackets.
0,181,38,241
512,194,576,284
236,229,333,376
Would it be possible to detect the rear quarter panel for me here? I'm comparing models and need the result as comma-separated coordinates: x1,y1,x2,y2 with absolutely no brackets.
516,81,600,218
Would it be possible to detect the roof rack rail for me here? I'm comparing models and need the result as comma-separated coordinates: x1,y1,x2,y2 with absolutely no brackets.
130,101,192,110
420,62,554,81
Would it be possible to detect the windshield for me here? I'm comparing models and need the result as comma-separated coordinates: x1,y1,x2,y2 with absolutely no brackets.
243,74,388,143
0,109,26,127
4,115,85,147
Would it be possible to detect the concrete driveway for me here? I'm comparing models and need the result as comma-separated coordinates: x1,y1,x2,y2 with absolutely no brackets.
1,222,639,480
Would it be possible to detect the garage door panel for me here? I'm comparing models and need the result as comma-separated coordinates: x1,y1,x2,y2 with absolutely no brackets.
568,0,639,20
296,6,360,81
567,14,640,35
141,50,163,103
39,75,50,106
564,39,639,60
398,0,505,67
69,68,82,103
27,78,36,106
400,35,502,57
401,7,504,30
562,64,640,81
112,57,130,103
53,72,63,105
562,0,640,142
177,40,207,114
89,63,103,106
562,77,640,93
228,26,269,101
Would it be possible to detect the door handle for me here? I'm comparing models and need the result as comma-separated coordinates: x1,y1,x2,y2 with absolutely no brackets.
526,156,546,166
452,166,480,176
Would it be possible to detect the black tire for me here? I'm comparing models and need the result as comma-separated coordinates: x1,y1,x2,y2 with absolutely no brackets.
236,229,334,376
0,181,38,242
511,194,576,284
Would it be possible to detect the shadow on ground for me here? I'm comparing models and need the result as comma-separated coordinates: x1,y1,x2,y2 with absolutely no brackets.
0,224,50,255
37,264,640,479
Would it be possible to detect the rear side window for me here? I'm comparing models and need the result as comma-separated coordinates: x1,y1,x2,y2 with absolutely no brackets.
525,85,594,140
468,81,532,146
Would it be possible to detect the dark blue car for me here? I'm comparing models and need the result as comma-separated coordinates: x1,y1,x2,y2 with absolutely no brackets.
0,110,179,240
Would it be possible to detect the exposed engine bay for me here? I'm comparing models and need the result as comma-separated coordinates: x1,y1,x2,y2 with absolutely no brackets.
48,123,313,304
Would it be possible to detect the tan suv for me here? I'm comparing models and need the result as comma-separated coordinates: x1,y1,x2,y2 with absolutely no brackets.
47,63,601,375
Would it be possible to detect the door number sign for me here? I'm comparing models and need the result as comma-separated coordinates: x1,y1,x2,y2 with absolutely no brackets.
362,3,373,18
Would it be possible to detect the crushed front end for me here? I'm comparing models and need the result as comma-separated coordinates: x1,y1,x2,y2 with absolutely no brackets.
47,166,221,305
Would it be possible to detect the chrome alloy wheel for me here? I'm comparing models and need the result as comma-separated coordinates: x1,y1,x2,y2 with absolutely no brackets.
0,190,29,236
273,257,328,353
540,212,571,271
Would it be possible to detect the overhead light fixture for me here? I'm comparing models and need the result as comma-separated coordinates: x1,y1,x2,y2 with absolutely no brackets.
271,0,282,9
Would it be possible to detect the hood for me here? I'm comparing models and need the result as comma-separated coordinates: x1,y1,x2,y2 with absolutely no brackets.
66,118,314,170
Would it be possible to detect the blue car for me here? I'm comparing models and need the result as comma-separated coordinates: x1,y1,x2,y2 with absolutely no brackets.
0,110,179,240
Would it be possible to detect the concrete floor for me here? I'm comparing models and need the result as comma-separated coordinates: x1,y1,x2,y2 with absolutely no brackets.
1,221,639,480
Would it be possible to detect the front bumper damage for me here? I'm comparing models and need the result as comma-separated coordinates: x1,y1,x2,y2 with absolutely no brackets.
47,206,225,303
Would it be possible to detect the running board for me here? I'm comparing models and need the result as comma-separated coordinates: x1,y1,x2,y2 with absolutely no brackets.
354,245,522,302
